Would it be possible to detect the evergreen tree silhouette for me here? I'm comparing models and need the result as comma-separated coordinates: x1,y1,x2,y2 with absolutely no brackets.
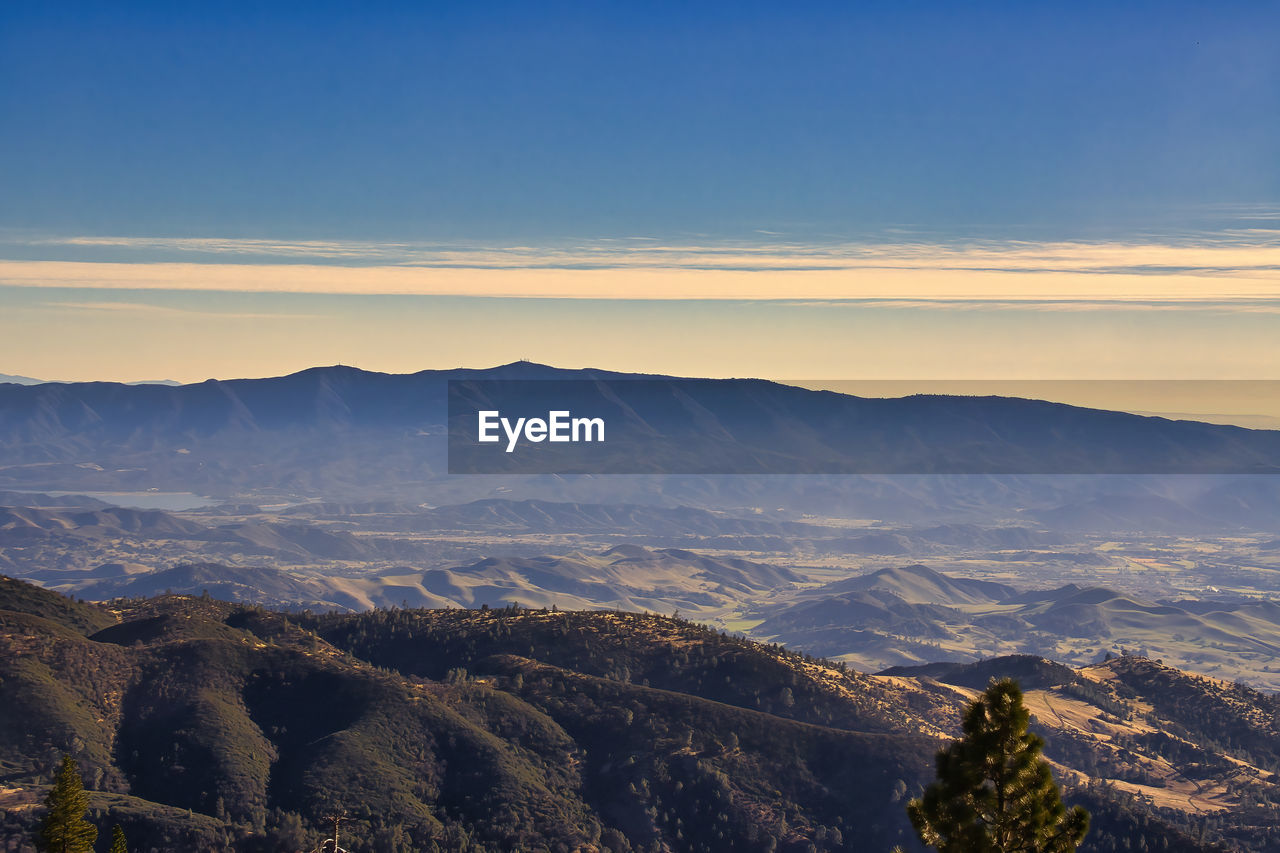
38,755,98,853
908,679,1089,852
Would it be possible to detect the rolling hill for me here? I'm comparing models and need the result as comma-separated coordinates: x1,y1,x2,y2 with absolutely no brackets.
0,505,209,540
73,545,803,615
754,564,1280,689
285,497,819,539
814,564,1018,606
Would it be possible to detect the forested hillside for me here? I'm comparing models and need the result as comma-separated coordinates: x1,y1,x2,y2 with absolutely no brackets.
0,576,1268,852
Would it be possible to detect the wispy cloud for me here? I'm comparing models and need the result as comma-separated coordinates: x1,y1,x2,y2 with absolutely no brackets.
3,234,1280,303
769,299,1280,314
53,301,316,320
1196,202,1280,222
10,231,1280,268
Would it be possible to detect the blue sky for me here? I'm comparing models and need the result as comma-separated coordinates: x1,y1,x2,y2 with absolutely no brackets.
5,0,1277,241
2,1,1279,383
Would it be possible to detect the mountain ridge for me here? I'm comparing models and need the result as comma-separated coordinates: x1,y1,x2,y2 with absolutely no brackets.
0,575,1263,851
2,364,1279,498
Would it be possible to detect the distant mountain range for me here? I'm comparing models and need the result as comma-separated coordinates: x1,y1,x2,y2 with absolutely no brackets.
2,364,1279,539
1,363,1279,497
447,372,1280,476
0,373,180,386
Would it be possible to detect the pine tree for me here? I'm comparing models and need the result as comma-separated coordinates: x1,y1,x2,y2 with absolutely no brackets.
907,678,1089,853
108,824,128,853
38,755,98,853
